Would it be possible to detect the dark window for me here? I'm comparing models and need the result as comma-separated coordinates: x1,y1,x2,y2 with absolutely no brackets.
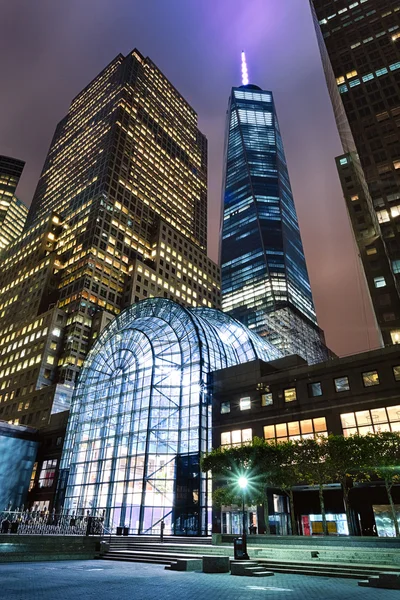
220,402,230,414
308,382,322,398
334,376,350,393
393,365,400,381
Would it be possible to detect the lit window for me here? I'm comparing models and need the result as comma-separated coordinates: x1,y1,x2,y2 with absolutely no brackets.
52,327,61,337
350,195,359,201
220,401,230,414
346,70,358,78
308,382,322,398
362,370,380,387
336,76,345,84
38,459,58,488
393,365,400,381
377,210,390,223
339,157,348,165
341,405,400,437
366,247,377,256
265,418,327,442
261,393,273,406
242,428,252,443
239,397,251,410
221,428,252,447
313,417,327,433
392,260,400,274
287,421,300,436
284,388,297,402
374,276,386,288
334,376,350,392
391,330,400,344
264,425,275,439
221,432,231,446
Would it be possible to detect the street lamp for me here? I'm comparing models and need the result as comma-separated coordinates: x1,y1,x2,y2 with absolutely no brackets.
238,476,249,559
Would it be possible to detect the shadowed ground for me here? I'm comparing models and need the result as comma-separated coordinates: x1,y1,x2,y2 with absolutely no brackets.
0,559,399,600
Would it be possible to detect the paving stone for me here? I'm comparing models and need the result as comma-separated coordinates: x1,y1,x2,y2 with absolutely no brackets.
1,559,400,600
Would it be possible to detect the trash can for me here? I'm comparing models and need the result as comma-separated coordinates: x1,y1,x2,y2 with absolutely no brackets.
233,536,249,560
116,526,123,536
10,522,19,534
123,527,129,536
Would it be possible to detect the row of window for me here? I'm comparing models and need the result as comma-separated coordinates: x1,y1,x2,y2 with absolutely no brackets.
219,403,400,447
220,366,400,413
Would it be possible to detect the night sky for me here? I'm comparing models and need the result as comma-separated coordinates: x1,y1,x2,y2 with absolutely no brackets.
0,0,381,356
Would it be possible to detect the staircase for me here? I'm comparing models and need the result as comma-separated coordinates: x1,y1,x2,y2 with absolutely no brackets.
98,536,400,579
99,536,217,566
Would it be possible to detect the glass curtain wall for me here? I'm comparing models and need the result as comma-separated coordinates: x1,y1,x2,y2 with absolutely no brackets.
60,298,280,535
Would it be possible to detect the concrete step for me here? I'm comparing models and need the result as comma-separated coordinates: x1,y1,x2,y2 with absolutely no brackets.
109,536,211,545
101,555,172,565
244,566,274,577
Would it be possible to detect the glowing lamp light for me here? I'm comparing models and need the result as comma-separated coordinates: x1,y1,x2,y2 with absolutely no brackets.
238,476,248,489
241,51,249,86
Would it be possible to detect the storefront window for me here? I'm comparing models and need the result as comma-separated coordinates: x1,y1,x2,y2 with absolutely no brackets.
341,404,400,436
264,425,275,440
221,428,252,448
287,421,300,436
221,432,231,446
263,417,327,442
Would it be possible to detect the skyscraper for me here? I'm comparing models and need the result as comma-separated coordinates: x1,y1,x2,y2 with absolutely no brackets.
0,49,220,428
310,0,400,345
0,156,28,250
220,56,329,364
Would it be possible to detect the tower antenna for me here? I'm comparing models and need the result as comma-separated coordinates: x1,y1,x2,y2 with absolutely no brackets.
241,50,249,85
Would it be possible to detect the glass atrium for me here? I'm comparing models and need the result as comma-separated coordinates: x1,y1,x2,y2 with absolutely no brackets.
60,298,280,535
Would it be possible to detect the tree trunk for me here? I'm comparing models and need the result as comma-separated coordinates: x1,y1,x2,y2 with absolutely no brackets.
289,489,298,535
385,479,400,537
342,481,355,536
263,489,270,535
319,484,328,536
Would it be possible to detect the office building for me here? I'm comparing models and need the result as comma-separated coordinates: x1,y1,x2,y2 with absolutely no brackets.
0,49,220,428
220,57,330,364
0,156,28,250
310,0,400,344
59,297,281,535
211,344,400,536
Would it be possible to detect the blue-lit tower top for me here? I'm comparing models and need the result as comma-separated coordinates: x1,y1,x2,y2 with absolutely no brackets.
220,55,329,363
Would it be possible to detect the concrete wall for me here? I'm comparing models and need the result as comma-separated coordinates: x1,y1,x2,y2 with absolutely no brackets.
0,535,100,562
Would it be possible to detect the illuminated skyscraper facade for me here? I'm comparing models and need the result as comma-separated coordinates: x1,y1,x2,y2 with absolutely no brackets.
221,83,329,363
0,49,220,428
310,0,400,345
0,156,28,250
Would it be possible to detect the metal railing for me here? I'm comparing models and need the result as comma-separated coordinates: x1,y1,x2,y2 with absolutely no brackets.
0,509,105,536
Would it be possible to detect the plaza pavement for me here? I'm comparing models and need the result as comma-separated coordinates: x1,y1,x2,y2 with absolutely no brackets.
0,559,399,600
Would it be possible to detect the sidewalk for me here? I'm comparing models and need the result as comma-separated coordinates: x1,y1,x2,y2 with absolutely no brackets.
0,559,399,600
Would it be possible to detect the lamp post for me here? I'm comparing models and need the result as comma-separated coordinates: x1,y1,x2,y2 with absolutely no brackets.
238,476,249,559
